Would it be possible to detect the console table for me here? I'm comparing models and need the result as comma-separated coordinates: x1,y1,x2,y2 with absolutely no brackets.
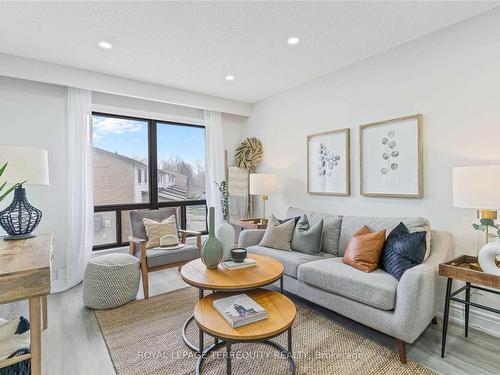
439,255,500,358
237,218,267,230
0,233,53,375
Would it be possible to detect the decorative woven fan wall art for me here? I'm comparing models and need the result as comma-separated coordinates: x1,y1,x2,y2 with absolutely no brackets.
234,137,263,171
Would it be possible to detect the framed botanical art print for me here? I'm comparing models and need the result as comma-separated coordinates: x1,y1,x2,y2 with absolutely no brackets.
307,128,350,196
360,114,423,198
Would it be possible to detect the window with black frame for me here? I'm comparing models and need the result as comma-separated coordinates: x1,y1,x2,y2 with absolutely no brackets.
92,113,207,250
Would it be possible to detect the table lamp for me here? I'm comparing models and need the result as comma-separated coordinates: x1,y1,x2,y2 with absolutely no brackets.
452,165,500,271
0,145,50,240
250,173,277,224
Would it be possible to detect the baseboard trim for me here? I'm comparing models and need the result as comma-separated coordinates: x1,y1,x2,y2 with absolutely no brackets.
51,279,66,293
437,301,500,338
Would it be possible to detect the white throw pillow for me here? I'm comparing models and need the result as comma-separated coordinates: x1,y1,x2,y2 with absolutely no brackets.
143,215,178,249
259,214,295,251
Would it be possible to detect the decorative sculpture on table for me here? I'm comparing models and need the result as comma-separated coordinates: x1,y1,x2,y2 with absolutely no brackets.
473,217,500,275
453,165,500,274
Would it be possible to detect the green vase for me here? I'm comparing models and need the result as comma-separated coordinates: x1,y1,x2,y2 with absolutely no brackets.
201,207,223,269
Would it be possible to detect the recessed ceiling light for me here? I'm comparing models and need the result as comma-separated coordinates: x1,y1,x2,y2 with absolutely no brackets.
287,37,300,45
98,41,113,50
225,75,235,81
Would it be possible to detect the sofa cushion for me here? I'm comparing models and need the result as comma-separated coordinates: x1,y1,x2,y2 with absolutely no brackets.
381,223,427,280
259,215,295,251
136,245,199,268
297,257,398,310
286,207,342,255
291,215,323,255
247,245,333,278
338,216,431,258
343,226,386,273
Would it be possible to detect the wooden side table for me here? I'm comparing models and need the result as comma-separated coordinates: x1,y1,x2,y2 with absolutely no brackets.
439,255,500,358
194,289,296,375
237,218,267,230
0,233,53,375
180,254,284,353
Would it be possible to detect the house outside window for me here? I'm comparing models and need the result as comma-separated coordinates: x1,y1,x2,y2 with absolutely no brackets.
92,113,207,249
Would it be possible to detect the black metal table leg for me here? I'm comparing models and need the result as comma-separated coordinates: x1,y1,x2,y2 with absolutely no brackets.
465,282,470,338
280,277,284,294
441,277,453,358
199,289,204,353
199,326,204,354
226,342,232,375
287,327,292,355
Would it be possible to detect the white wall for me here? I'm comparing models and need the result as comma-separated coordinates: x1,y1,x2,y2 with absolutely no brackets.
0,76,245,291
0,77,68,290
244,9,500,333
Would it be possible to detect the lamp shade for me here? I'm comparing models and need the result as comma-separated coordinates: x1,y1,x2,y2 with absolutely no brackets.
452,165,500,209
0,145,50,186
250,173,277,196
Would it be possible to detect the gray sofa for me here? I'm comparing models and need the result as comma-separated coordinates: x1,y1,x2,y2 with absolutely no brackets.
238,207,452,363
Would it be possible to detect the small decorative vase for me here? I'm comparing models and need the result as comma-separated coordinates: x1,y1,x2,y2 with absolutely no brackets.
201,207,223,269
216,220,235,261
478,239,500,275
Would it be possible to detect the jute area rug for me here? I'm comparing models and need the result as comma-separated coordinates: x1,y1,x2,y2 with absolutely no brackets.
95,287,435,375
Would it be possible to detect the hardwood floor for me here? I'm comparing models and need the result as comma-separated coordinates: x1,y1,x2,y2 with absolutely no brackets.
0,268,498,375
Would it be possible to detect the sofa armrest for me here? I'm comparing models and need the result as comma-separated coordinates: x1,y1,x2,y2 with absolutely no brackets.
238,229,266,248
393,230,453,343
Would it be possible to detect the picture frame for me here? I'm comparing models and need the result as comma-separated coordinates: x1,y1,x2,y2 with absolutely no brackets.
307,128,350,196
359,114,423,198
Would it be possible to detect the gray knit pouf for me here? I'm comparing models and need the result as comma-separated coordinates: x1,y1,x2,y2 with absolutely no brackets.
82,253,140,310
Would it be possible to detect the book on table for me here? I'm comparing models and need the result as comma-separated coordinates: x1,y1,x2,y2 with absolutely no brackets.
222,258,256,270
213,293,268,328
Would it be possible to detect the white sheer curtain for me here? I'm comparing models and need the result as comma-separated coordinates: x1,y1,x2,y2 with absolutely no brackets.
65,88,93,289
204,110,225,228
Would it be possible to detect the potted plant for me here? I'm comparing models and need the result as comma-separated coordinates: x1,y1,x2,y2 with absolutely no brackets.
215,180,235,261
0,163,21,202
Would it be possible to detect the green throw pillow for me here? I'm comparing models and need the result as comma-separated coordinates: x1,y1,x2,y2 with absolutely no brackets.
291,214,324,255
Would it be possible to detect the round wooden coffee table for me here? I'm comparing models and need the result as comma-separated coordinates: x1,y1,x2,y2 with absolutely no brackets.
194,289,296,375
180,254,284,352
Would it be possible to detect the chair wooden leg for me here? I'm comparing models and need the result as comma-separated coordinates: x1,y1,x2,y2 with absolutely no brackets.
396,339,407,364
141,265,149,299
432,316,438,325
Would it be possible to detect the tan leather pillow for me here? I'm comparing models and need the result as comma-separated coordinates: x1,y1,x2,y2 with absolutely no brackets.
143,216,178,249
343,226,386,273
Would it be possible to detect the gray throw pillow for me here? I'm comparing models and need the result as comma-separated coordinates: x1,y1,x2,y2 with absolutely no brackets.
259,214,295,251
291,214,324,255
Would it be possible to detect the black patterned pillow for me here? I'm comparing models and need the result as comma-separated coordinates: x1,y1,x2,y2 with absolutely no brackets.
381,222,426,280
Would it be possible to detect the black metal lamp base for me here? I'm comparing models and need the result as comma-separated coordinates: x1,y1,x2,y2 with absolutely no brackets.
2,233,37,241
0,186,42,239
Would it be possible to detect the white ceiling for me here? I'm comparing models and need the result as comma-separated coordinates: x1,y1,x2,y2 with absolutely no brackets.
0,1,497,103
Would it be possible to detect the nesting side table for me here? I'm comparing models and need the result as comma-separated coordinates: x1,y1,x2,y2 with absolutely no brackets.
439,255,500,358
